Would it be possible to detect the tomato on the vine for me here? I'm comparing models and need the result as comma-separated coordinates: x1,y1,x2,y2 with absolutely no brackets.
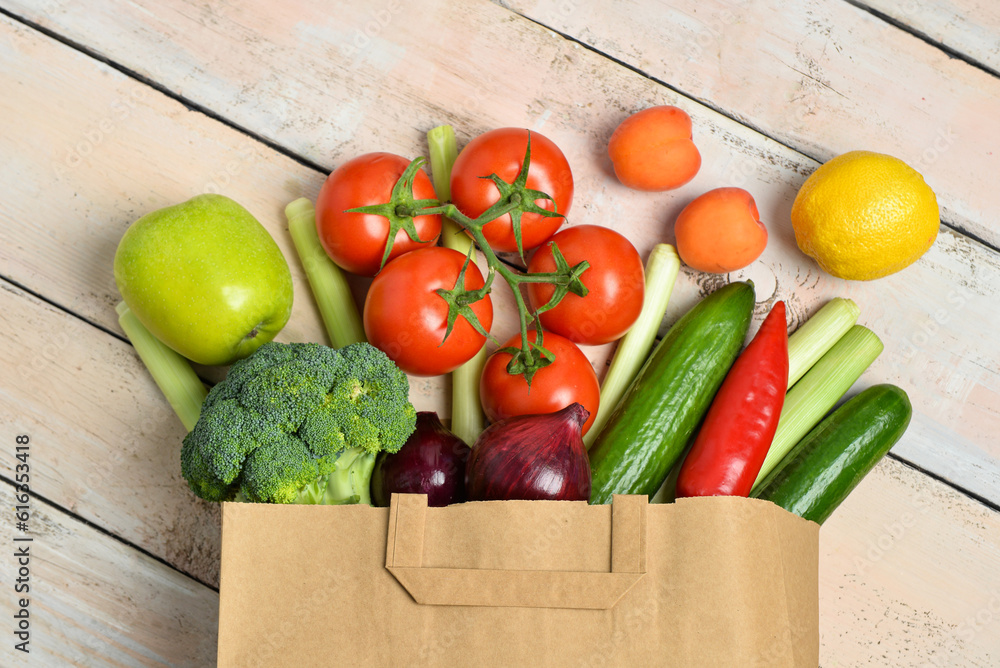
364,247,493,376
480,331,600,435
527,225,645,345
315,152,441,276
450,128,573,254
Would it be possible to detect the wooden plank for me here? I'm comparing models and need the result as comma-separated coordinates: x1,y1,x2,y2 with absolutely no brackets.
0,2,996,664
819,456,1000,665
494,0,1000,250
0,481,218,667
2,4,997,503
857,0,1000,73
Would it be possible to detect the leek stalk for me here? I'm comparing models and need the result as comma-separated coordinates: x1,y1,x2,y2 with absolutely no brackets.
786,297,860,388
583,244,681,449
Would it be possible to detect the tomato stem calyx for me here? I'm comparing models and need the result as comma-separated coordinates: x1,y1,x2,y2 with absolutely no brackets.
498,328,554,384
474,134,564,261
434,249,496,346
344,156,439,271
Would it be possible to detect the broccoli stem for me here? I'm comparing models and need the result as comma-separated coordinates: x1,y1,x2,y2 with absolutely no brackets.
286,197,367,349
324,448,376,505
116,302,207,431
293,447,376,505
428,124,487,444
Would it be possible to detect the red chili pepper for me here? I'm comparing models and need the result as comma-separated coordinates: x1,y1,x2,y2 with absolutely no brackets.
676,300,788,498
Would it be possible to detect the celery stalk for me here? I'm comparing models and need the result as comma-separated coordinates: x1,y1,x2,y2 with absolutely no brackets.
787,297,860,388
286,198,366,348
447,335,488,446
116,302,207,431
752,324,884,489
428,124,487,445
583,244,681,449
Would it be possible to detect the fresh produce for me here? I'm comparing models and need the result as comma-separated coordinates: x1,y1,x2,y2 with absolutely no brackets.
589,281,755,504
786,297,859,388
116,302,207,431
480,330,601,435
180,341,416,504
104,110,911,535
427,125,487,444
676,301,789,498
752,384,912,523
791,150,939,280
753,324,884,488
526,224,645,345
315,152,442,276
371,412,470,507
465,403,591,501
363,246,494,376
286,198,366,348
583,244,681,448
449,127,573,255
113,193,294,366
673,187,768,273
607,105,701,191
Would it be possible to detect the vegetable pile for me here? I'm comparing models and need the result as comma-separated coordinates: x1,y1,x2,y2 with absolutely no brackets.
113,105,916,526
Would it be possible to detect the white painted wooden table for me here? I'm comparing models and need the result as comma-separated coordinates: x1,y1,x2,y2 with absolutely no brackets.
1,1,998,665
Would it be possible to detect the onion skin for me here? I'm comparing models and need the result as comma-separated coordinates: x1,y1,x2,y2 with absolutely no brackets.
371,412,471,507
465,403,592,502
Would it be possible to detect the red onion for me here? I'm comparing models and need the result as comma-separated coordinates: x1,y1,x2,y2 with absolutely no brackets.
370,412,471,507
465,403,592,502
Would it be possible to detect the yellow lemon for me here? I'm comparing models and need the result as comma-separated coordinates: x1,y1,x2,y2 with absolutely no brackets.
791,151,940,281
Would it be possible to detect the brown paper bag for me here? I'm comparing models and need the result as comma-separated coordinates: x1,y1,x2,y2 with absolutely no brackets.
217,494,818,667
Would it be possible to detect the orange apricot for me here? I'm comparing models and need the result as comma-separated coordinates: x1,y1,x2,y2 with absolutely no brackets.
674,187,768,273
607,106,701,191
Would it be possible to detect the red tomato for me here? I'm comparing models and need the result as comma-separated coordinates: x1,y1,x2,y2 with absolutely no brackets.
450,128,573,254
480,331,600,435
527,225,645,345
315,152,441,276
364,247,493,376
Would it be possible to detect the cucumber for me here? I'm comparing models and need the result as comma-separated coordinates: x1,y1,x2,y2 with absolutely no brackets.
751,384,912,524
588,281,754,504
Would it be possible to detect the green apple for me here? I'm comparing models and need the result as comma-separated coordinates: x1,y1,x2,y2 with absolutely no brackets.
114,193,294,366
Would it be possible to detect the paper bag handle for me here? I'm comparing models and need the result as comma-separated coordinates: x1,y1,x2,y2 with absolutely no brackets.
385,494,647,610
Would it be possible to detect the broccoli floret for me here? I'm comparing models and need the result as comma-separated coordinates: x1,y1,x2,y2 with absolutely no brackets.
180,435,236,502
240,434,322,504
181,341,416,505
